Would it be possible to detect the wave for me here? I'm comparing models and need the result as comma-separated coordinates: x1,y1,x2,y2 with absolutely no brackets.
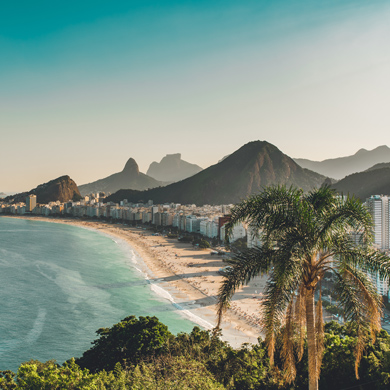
149,283,214,330
25,308,47,344
0,308,47,357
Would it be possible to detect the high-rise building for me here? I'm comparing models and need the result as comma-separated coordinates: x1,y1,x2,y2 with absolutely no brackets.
365,195,389,250
365,195,390,297
26,195,37,212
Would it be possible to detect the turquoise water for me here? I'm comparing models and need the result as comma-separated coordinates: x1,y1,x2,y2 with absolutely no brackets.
0,217,196,372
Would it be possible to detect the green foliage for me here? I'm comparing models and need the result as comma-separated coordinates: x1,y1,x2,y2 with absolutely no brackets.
169,327,273,389
126,356,224,389
15,359,99,390
191,238,211,249
178,235,194,243
4,318,390,390
322,302,343,316
0,370,17,390
76,315,172,373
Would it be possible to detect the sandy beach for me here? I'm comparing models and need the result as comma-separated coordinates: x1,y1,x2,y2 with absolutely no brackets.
3,216,268,347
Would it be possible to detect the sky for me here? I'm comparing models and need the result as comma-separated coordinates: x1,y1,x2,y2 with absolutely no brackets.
1,0,390,192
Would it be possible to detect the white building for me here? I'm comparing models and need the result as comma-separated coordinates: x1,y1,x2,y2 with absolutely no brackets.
365,195,389,250
220,223,246,243
364,195,390,297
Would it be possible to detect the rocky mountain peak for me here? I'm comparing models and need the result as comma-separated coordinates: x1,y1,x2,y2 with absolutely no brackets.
163,153,181,161
122,158,139,175
147,153,202,182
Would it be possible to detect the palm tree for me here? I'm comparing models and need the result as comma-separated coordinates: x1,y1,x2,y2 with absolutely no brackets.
216,186,390,390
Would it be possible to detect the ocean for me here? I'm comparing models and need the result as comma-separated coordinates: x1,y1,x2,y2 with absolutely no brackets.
0,217,197,372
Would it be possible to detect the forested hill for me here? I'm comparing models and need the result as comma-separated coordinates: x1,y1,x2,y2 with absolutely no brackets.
105,141,327,205
332,166,390,201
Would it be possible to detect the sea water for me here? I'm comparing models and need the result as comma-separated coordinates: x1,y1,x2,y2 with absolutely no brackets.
0,217,197,372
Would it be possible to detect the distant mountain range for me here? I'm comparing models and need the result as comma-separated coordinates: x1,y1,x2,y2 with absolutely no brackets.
5,176,81,204
106,141,327,205
294,146,390,180
78,158,162,196
5,142,390,207
147,153,203,182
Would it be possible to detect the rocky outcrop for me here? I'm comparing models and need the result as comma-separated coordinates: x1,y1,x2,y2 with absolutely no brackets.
5,176,82,204
147,154,202,182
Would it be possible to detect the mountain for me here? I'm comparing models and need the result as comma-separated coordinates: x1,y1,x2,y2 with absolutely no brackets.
78,158,162,196
332,166,390,201
294,145,390,180
105,141,327,205
4,176,82,204
146,153,202,182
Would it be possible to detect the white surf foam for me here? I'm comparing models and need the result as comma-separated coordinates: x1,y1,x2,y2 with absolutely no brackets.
149,283,214,330
25,308,46,344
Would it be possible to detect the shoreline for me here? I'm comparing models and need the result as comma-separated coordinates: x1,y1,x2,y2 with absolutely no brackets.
1,215,267,347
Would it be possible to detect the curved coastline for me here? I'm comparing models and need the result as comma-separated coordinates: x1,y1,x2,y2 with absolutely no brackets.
1,215,266,347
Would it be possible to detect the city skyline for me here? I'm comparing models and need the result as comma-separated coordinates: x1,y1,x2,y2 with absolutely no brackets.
1,0,390,192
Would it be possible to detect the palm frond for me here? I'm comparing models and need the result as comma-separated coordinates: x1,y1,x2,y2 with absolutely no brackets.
225,185,303,243
343,266,382,336
261,254,303,365
321,196,372,238
216,247,273,329
333,263,382,379
333,237,390,281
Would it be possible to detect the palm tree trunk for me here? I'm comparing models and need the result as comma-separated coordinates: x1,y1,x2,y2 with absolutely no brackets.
305,288,318,390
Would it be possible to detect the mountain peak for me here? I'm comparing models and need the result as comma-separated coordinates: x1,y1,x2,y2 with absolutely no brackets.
355,148,368,155
108,140,325,205
162,153,181,161
79,157,160,195
122,158,139,175
147,153,202,182
295,145,390,180
373,145,390,152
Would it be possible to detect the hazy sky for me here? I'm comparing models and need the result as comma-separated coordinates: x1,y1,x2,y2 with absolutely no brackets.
1,0,390,192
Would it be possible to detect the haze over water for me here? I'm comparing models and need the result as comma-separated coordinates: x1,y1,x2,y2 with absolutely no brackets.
0,217,195,372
